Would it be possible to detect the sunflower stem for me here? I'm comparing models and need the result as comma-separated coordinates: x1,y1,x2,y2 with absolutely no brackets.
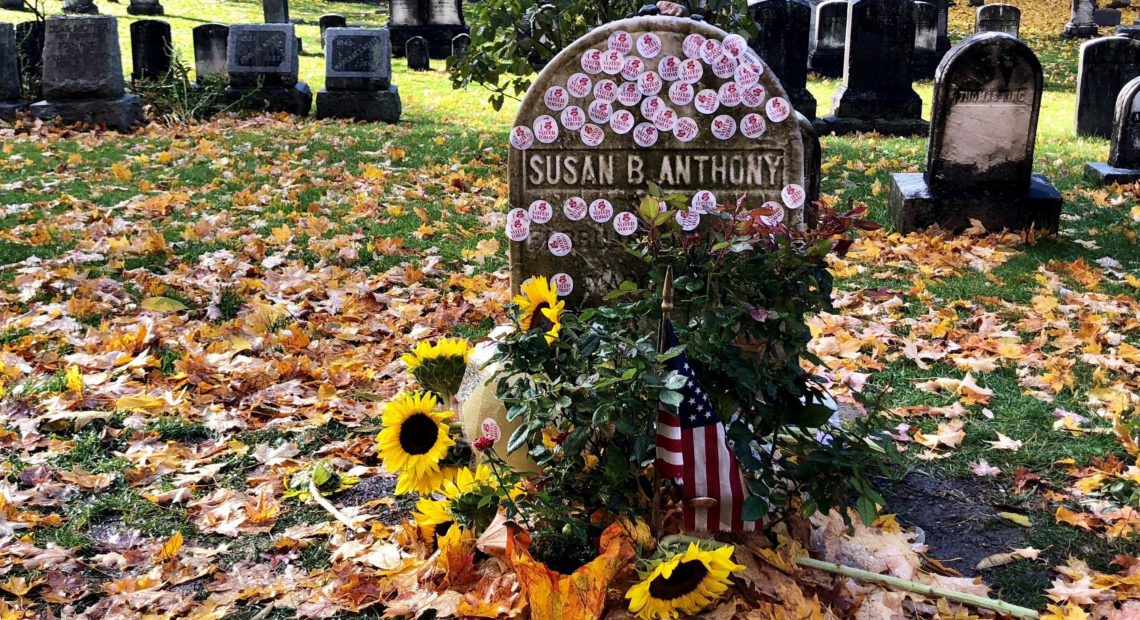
309,478,365,534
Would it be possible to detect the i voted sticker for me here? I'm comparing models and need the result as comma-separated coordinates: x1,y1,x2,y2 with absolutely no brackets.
741,49,763,68
668,82,694,106
553,272,574,296
614,211,639,235
640,96,665,121
589,199,614,223
658,55,681,81
682,33,706,59
759,201,785,226
594,79,618,102
676,209,701,231
510,125,535,150
580,123,605,146
602,49,624,75
718,81,742,107
588,100,613,124
609,30,633,54
529,199,553,223
691,190,717,213
712,54,738,79
740,112,767,139
654,107,677,132
766,97,791,122
618,81,642,106
711,114,737,140
695,89,719,115
561,106,585,130
567,73,592,98
610,109,635,134
506,217,530,241
581,49,603,74
637,32,662,58
722,34,748,59
548,232,572,256
735,63,761,88
742,84,767,108
564,197,588,221
621,57,645,81
633,122,659,147
679,58,704,84
534,115,559,143
637,71,662,96
700,38,724,64
781,184,806,209
509,207,530,223
674,116,698,142
544,86,569,111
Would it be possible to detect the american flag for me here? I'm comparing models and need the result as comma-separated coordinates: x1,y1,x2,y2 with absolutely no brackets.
656,321,756,532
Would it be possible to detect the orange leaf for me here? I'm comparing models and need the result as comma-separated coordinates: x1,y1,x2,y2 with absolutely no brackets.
153,532,183,563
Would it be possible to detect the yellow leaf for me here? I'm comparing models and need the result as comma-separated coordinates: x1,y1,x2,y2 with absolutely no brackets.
114,393,165,412
998,511,1032,527
139,297,189,312
65,365,83,394
111,162,132,181
67,153,83,165
153,531,183,563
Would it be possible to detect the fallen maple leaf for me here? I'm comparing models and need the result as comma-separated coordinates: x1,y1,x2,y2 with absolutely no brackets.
968,459,1001,477
987,433,1023,451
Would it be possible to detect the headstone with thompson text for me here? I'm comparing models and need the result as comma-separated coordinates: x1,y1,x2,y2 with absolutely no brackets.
316,27,402,123
1085,75,1140,184
225,24,311,115
1075,36,1140,139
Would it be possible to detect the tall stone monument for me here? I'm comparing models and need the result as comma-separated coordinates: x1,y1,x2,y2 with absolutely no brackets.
976,4,1021,37
193,23,229,80
749,0,817,119
912,1,939,79
263,0,289,23
225,24,312,115
890,32,1061,234
29,16,142,131
127,0,164,16
507,16,805,307
1,23,26,122
1085,76,1140,184
130,19,172,81
809,0,846,77
1075,36,1140,139
388,0,469,59
316,27,402,123
1063,0,1098,38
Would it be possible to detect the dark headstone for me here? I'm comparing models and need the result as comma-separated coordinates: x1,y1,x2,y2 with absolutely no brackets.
968,0,982,6
316,28,402,122
1,23,25,121
1107,0,1130,7
1095,9,1123,26
935,0,953,57
1118,25,1140,41
890,32,1061,234
407,35,430,70
193,23,229,79
63,0,98,14
1086,76,1140,183
225,24,311,115
750,0,817,119
809,0,845,77
975,4,1021,37
0,0,24,9
388,0,469,58
797,111,822,226
319,14,346,46
263,0,289,24
30,16,142,131
452,32,470,58
638,4,661,15
15,21,43,100
127,0,164,16
1063,0,1098,37
912,1,939,79
430,0,464,25
819,0,928,135
1075,36,1140,138
130,19,172,81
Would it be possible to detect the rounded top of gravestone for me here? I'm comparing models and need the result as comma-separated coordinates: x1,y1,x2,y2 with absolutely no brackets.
47,14,117,23
1080,34,1140,57
935,30,1040,83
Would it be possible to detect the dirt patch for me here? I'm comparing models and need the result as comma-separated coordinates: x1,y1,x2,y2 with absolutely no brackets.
336,474,412,525
878,471,1025,578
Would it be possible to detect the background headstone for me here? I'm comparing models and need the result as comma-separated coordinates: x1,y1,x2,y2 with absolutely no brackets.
935,0,953,58
1064,0,1098,37
388,0,468,58
225,24,312,115
890,32,1061,233
975,4,1021,37
0,0,23,8
1094,8,1122,27
15,21,44,100
750,0,817,119
1086,76,1140,183
127,0,164,16
63,0,98,14
797,111,822,227
193,23,229,79
507,16,806,307
429,0,464,25
317,27,401,122
407,35,429,70
130,19,172,81
1075,36,1140,138
912,1,939,79
1,23,24,121
390,0,426,26
319,14,346,46
452,32,470,58
263,0,289,24
809,0,846,77
1119,23,1140,41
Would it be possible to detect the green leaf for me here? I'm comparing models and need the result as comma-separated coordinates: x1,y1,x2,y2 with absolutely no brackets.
139,296,189,312
856,495,877,526
639,196,661,222
664,372,689,390
660,390,683,407
507,423,528,454
742,496,769,521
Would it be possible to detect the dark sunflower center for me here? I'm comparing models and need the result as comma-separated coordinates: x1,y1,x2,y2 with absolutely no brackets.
529,301,555,332
648,560,710,601
399,413,440,455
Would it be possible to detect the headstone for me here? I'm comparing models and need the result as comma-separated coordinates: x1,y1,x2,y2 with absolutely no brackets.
819,0,928,135
1,23,26,122
263,0,289,23
975,4,1021,37
1075,36,1140,138
890,32,1061,234
127,0,164,16
1107,0,1130,7
912,1,939,79
797,111,822,226
15,21,43,100
1094,9,1122,27
429,0,464,25
388,0,469,59
319,14,346,46
1085,76,1140,183
390,0,426,26
130,19,172,81
316,27,402,123
1119,24,1140,41
225,24,312,115
407,35,430,70
750,0,817,119
452,32,470,58
193,23,229,79
935,0,953,58
1064,0,1098,37
507,16,806,307
62,0,98,14
29,16,142,131
809,0,846,77
0,0,23,9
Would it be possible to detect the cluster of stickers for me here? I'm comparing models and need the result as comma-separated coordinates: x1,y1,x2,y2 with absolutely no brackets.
509,29,794,150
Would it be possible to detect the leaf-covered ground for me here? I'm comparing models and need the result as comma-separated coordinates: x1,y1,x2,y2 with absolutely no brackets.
1,0,1140,617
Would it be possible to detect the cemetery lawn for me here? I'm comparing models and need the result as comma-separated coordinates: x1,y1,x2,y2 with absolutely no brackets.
1,0,1140,615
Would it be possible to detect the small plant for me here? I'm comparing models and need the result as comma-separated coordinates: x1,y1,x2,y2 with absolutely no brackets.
132,54,235,124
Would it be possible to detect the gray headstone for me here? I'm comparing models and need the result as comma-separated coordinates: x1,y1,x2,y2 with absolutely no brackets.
976,4,1021,37
263,0,289,24
407,35,429,70
807,0,824,52
319,14,346,46
1075,36,1140,139
41,15,123,100
130,19,172,81
507,16,805,307
63,0,98,15
750,0,817,119
227,23,299,88
429,0,464,26
390,0,426,26
809,0,846,77
912,1,939,79
127,0,164,16
1110,76,1140,168
324,27,391,90
193,23,229,79
1,23,18,103
0,0,23,8
1064,0,1098,37
452,32,470,58
935,0,952,56
1095,9,1122,27
1119,24,1140,41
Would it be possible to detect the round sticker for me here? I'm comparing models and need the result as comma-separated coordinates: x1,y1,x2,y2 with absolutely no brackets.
609,31,633,54
610,109,635,134
510,125,535,150
633,122,659,147
509,207,530,223
658,55,681,81
718,81,742,107
695,89,719,115
741,49,763,68
553,272,574,296
580,123,605,146
760,201,785,226
722,34,748,59
637,32,662,58
602,49,624,75
588,100,613,124
740,112,767,139
481,417,502,442
507,217,530,241
567,73,593,98
781,184,806,209
712,55,738,79
544,86,569,112
679,58,704,84
581,49,603,74
766,97,791,122
593,79,618,103
529,199,553,224
621,57,645,81
564,197,588,221
668,82,694,106
742,84,767,108
534,115,559,143
711,114,737,140
561,105,585,131
614,211,639,236
700,38,724,64
618,81,642,106
691,190,716,213
637,71,662,96
676,210,701,231
654,107,677,132
735,63,761,88
548,232,572,256
589,199,614,223
674,116,698,142
640,96,665,121
682,33,707,59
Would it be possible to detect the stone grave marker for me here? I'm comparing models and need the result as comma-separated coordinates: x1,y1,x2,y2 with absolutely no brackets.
263,0,289,23
452,32,470,58
1,23,26,122
316,27,402,123
193,23,229,79
225,24,311,115
890,32,1061,233
913,1,939,79
1076,36,1140,139
976,4,1021,37
750,0,817,119
130,19,172,81
808,0,824,52
819,0,928,135
407,35,430,70
935,0,952,58
128,0,164,16
1094,8,1122,27
507,16,806,307
796,111,822,226
320,14,346,46
808,0,845,77
63,0,98,15
1064,0,1098,37
0,0,22,9
15,21,43,100
1085,76,1140,184
30,16,142,131
388,0,469,58
1119,21,1140,41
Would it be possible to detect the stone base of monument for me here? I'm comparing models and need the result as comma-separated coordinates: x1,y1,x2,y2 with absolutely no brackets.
29,94,142,132
389,24,469,59
889,172,1062,233
315,86,402,123
913,52,939,80
226,83,313,116
808,49,844,78
1084,161,1140,185
814,115,929,136
787,88,817,121
1094,9,1122,26
0,101,27,123
127,4,164,15
1063,23,1100,37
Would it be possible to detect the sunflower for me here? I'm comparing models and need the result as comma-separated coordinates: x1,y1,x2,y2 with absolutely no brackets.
401,337,472,371
513,276,564,344
626,544,746,620
441,464,493,499
377,392,455,495
413,496,456,540
400,338,472,403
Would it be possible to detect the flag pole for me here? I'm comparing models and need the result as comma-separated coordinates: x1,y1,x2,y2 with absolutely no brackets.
653,266,674,538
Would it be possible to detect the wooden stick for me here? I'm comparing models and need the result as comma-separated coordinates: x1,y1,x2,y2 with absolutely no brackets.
309,479,365,534
652,266,675,539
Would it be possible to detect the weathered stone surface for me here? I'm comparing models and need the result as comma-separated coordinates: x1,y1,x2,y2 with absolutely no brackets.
407,35,430,70
808,0,845,77
797,111,822,226
63,0,98,15
227,24,299,88
316,85,402,122
1118,25,1140,41
1,23,19,103
750,0,817,119
390,0,426,26
130,19,172,81
975,3,1020,37
193,23,229,78
324,27,391,91
1094,9,1123,26
388,0,469,58
452,32,470,58
1085,75,1140,184
1063,0,1098,37
913,1,939,79
42,16,124,101
226,81,312,115
127,0,164,16
1075,36,1140,139
319,14,346,46
263,0,289,23
429,0,464,26
890,172,1062,232
507,16,805,307
29,93,142,131
935,0,952,57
